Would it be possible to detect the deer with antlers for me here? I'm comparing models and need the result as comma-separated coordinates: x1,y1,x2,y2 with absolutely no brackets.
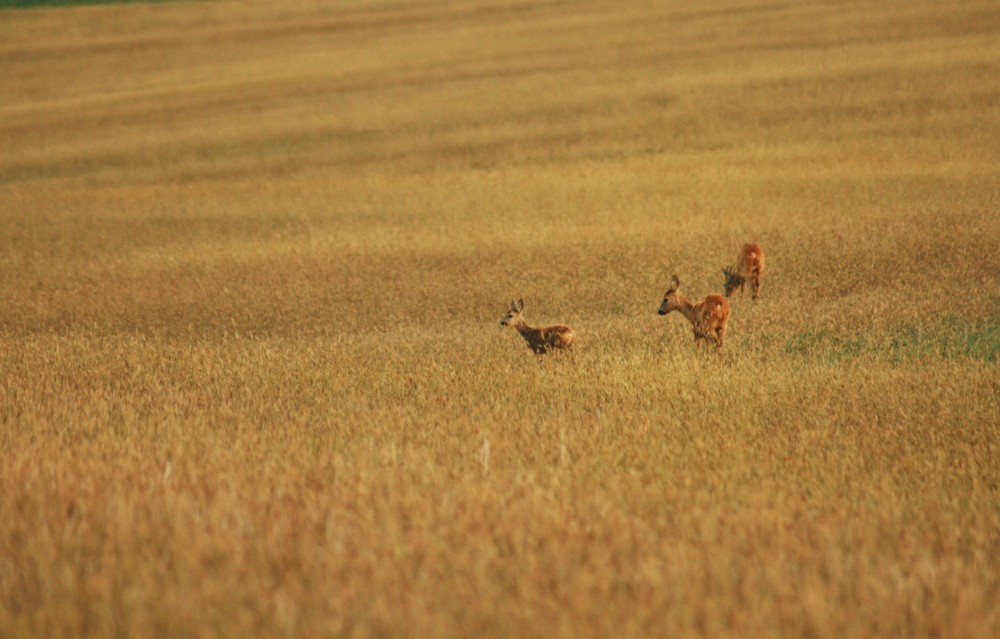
500,298,575,354
657,275,730,353
723,243,765,301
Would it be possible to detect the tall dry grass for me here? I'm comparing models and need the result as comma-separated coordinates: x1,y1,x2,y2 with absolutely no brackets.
1,0,999,637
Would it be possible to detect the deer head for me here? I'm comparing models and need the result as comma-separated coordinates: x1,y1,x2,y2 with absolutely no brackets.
722,267,745,297
500,298,525,327
658,275,682,315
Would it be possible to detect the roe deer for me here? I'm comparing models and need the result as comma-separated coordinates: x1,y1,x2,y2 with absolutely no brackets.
723,243,765,300
657,275,729,352
500,298,575,354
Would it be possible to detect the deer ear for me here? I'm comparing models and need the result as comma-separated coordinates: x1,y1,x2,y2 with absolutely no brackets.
671,275,681,289
516,298,524,311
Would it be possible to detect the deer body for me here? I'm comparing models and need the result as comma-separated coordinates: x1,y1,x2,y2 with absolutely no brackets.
501,299,575,354
723,243,765,300
658,275,729,352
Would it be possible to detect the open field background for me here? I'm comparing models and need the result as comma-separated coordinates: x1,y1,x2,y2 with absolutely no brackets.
2,0,999,637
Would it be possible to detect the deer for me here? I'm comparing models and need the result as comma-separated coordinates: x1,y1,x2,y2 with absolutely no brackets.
723,243,765,301
657,275,730,353
500,298,575,354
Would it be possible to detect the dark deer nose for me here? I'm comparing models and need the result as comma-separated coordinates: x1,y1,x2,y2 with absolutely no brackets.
657,309,666,315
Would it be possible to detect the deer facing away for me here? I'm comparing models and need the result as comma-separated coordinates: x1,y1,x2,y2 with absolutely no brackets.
657,275,730,352
500,298,575,354
723,243,765,300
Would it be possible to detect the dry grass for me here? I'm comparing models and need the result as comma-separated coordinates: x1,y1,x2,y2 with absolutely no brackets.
1,0,999,637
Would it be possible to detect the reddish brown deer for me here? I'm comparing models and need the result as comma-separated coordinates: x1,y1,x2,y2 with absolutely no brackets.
500,298,575,354
723,243,765,300
657,275,730,352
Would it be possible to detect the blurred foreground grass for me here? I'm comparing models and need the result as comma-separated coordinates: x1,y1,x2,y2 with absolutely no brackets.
1,1,999,637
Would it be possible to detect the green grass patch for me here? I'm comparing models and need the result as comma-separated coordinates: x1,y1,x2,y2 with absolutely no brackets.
0,0,165,8
783,328,868,361
889,314,1000,362
784,315,1000,362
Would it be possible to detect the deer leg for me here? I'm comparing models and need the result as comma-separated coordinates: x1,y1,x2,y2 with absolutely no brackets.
752,272,760,300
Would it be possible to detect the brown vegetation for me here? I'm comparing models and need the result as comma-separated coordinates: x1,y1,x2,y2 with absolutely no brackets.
1,1,998,638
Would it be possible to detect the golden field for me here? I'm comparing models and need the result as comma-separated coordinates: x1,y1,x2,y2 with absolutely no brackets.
1,0,999,637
